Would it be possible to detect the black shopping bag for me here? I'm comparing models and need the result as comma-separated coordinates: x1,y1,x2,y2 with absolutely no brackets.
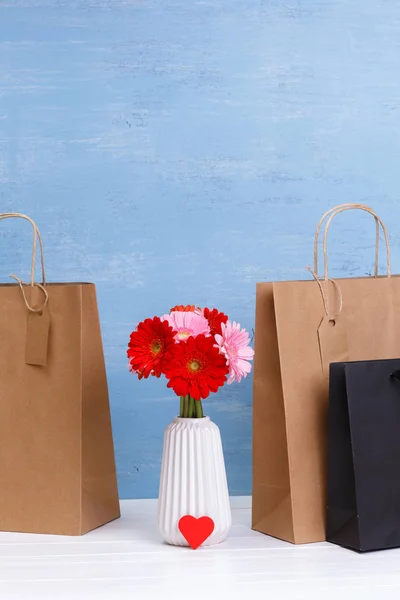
327,359,400,552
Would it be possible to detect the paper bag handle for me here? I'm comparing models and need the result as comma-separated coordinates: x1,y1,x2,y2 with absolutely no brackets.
322,205,391,280
0,213,46,285
314,204,382,278
0,214,50,366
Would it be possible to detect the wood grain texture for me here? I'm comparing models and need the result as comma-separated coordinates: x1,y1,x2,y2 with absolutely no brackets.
1,0,400,498
1,498,400,600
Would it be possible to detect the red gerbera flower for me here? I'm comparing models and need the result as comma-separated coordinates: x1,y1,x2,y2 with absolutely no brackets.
202,307,228,336
127,317,176,379
170,304,197,313
163,334,229,400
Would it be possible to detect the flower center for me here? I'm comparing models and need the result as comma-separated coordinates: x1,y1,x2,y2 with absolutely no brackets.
177,329,191,340
150,339,162,355
188,359,201,373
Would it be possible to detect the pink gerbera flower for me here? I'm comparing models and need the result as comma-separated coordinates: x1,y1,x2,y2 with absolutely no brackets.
214,321,254,384
161,310,210,342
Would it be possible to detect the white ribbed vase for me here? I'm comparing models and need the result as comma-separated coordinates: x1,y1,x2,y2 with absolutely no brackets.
157,416,231,546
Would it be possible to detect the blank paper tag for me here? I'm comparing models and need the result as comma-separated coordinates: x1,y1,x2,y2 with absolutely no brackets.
25,305,51,366
318,316,349,379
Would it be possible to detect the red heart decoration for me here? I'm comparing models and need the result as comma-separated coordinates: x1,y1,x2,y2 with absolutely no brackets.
178,515,215,549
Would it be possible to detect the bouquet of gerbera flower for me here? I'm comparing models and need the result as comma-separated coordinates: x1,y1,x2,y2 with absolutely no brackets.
127,305,254,418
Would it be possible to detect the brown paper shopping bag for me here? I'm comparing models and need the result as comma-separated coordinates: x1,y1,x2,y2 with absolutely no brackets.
0,213,120,535
252,203,400,544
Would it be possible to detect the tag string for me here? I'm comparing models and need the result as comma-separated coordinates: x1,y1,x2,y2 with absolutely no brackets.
9,275,49,314
306,266,343,321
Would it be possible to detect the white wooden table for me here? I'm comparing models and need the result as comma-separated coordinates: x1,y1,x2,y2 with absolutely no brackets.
1,497,400,600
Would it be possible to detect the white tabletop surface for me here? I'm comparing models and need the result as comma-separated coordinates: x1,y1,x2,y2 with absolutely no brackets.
1,497,400,600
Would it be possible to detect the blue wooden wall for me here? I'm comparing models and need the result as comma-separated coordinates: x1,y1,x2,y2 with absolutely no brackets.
1,0,400,498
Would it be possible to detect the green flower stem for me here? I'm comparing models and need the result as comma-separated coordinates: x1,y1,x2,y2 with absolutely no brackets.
189,395,195,418
195,399,204,418
179,395,204,418
184,394,189,418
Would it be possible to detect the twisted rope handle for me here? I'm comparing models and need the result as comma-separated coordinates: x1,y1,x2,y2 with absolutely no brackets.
0,213,46,285
313,204,381,278
309,204,390,320
322,205,391,280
